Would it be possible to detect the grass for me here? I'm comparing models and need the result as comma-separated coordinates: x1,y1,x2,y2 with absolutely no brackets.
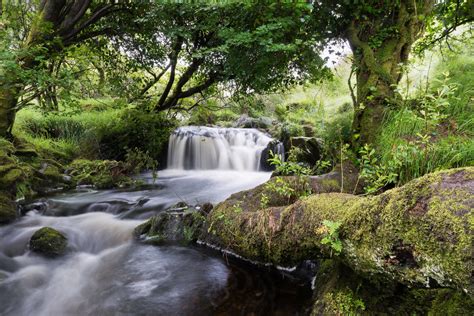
13,103,174,162
375,41,474,185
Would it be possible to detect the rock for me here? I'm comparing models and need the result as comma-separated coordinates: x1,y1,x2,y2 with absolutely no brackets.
200,202,213,214
134,210,205,245
29,227,67,257
174,201,188,209
289,136,323,166
202,167,474,294
0,193,17,224
302,124,315,137
260,140,285,171
234,114,274,130
20,200,48,215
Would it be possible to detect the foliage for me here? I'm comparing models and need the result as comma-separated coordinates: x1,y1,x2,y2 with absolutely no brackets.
15,107,175,162
67,159,136,189
260,193,270,209
264,178,296,203
89,2,329,112
319,220,343,256
268,149,312,176
124,147,158,180
323,289,366,316
356,144,398,194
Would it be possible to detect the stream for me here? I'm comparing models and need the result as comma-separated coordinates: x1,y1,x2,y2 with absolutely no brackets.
0,127,313,315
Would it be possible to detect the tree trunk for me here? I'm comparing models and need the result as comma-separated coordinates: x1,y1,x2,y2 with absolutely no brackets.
346,0,435,147
0,1,120,137
0,88,19,138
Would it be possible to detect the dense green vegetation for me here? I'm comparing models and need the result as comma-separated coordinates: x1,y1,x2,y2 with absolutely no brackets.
1,1,473,314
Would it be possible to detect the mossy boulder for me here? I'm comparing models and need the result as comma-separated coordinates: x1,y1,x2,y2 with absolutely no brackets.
0,139,27,192
310,259,474,315
29,227,67,257
204,167,473,294
67,159,136,189
134,208,206,245
0,193,17,224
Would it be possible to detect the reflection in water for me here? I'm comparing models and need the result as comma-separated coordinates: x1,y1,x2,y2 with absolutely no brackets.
0,170,313,315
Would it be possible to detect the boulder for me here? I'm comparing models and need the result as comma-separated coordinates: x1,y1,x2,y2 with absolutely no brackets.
29,227,67,257
204,167,474,294
260,140,285,171
134,209,205,245
289,136,323,166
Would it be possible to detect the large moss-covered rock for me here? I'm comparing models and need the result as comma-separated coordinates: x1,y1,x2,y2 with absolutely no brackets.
204,168,473,294
29,227,67,257
310,259,474,315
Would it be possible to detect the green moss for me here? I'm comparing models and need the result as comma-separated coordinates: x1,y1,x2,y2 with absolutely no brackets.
201,167,473,295
68,159,135,189
428,289,474,315
311,259,474,315
339,168,473,292
0,193,16,224
29,227,67,257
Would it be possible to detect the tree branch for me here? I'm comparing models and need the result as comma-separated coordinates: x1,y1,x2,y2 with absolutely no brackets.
130,63,171,102
61,4,115,43
157,37,183,107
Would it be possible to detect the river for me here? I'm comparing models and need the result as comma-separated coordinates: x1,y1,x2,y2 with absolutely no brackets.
0,127,312,315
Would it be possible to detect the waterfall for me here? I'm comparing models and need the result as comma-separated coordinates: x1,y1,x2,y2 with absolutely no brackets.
167,126,283,171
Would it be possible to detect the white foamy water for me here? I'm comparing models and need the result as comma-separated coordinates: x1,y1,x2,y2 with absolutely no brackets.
167,126,282,171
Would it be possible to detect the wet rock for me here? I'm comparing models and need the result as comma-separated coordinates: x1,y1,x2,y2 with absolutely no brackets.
20,200,48,215
134,209,205,245
260,140,285,171
29,227,67,257
200,202,213,214
173,201,188,209
289,136,323,166
67,159,135,189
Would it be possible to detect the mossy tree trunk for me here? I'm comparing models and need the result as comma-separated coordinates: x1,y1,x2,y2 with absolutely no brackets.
346,0,434,147
0,88,19,138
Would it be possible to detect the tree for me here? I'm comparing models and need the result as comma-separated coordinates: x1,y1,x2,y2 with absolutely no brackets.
310,0,473,146
0,0,140,138
91,2,329,113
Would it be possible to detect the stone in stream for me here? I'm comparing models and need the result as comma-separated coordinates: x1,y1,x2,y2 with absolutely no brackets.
134,204,208,245
29,227,68,257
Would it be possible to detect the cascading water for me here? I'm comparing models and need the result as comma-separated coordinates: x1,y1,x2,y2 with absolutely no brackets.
167,126,283,171
0,126,311,316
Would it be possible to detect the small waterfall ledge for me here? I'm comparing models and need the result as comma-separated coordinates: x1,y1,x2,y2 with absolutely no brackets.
167,126,283,171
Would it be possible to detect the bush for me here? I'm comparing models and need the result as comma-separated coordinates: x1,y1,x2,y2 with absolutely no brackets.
97,109,175,161
15,108,176,163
